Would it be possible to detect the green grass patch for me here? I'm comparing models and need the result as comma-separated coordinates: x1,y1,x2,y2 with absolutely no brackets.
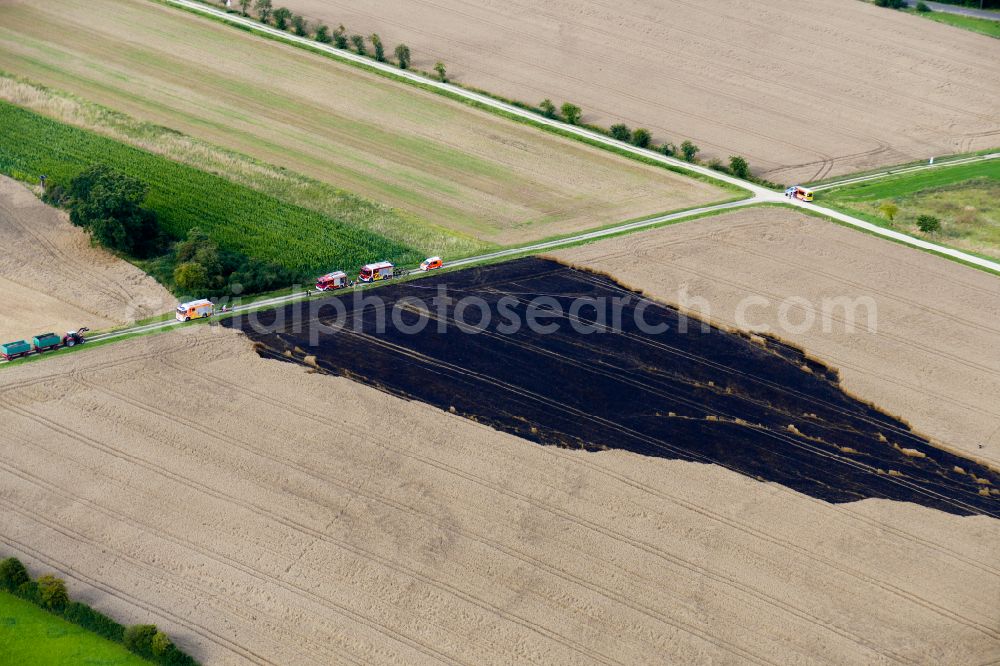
0,101,424,278
0,591,152,665
908,8,1000,38
819,159,1000,260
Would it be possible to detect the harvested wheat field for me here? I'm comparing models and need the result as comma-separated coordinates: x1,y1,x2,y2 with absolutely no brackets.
1,326,998,665
0,0,726,245
0,176,171,340
278,0,1000,183
555,207,1000,468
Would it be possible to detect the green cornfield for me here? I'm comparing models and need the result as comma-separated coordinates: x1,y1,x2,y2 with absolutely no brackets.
0,102,422,277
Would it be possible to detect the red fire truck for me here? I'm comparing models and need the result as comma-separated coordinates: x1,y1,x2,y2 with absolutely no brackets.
315,270,349,291
358,261,395,283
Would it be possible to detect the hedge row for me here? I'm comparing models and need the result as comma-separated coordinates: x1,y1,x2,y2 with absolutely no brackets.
0,556,199,666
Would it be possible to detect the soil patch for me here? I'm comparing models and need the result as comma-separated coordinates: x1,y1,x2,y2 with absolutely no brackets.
0,176,172,339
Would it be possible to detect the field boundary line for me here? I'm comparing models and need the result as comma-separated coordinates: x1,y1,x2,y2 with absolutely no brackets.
809,152,1000,191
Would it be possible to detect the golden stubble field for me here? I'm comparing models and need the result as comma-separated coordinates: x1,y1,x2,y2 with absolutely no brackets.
0,0,726,245
555,207,1000,468
0,176,172,340
278,0,1000,183
0,323,998,665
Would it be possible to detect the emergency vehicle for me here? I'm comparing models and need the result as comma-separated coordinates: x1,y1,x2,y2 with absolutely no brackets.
315,270,349,291
358,261,394,283
785,185,814,202
176,299,214,322
420,256,443,271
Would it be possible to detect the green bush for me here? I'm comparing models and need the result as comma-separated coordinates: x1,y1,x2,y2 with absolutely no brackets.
680,140,700,162
371,34,385,62
15,580,39,604
729,155,751,179
631,128,651,148
253,0,272,23
124,624,159,658
433,61,447,82
63,601,126,642
539,99,557,119
916,214,941,233
37,575,69,614
609,124,631,142
272,7,292,30
333,24,348,49
560,103,582,125
68,164,163,258
394,43,411,69
659,142,677,157
0,558,30,592
291,14,309,37
915,1,932,11
314,23,331,43
350,34,366,55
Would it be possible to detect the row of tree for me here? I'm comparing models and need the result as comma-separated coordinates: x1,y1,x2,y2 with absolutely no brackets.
0,557,198,665
240,0,416,70
228,1,760,180
536,100,761,178
47,164,293,297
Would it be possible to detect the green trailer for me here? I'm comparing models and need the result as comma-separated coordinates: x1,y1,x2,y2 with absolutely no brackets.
1,340,32,361
31,332,62,352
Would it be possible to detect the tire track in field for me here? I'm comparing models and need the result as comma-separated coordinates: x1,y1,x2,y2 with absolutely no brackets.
61,378,625,666
0,193,136,304
177,350,1000,645
144,357,776,665
27,371,632,666
0,451,403,666
0,399,470,666
0,529,273,665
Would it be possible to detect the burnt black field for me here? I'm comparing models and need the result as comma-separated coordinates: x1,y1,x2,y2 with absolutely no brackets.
223,258,999,517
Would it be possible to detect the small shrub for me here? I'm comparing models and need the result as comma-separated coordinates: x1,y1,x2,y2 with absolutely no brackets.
37,575,69,614
0,558,30,592
560,103,582,125
680,140,700,162
394,43,410,69
433,61,447,82
239,0,251,16
878,201,899,222
15,580,39,604
370,34,385,62
659,142,677,157
333,24,348,49
349,34,366,55
314,23,331,43
632,128,651,148
124,624,159,658
63,601,126,642
290,14,309,37
729,155,751,179
253,0,272,23
915,1,932,11
151,630,173,656
916,214,941,233
609,123,631,142
539,99,557,119
272,7,292,30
